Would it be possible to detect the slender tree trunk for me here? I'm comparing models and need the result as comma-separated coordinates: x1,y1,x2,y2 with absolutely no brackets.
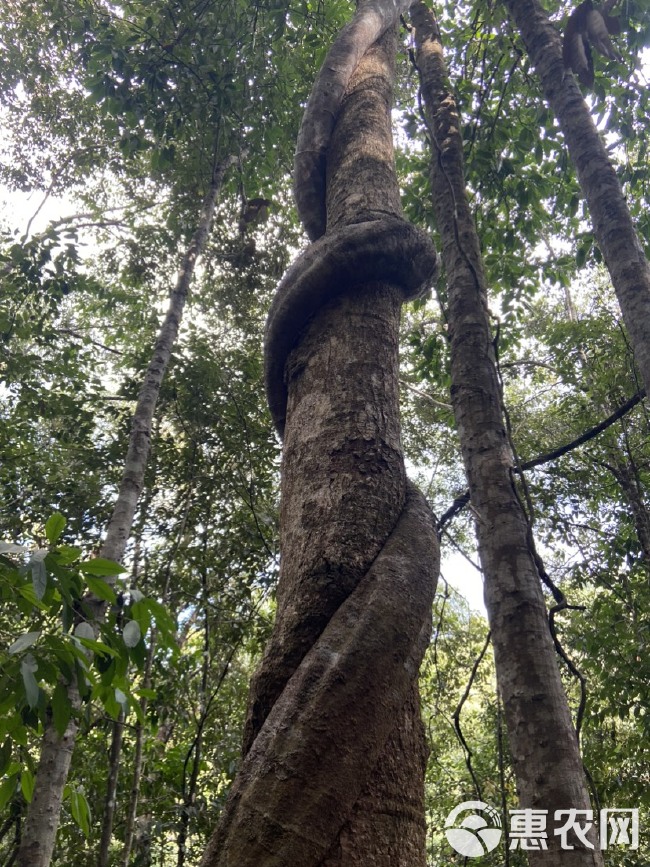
122,480,193,867
502,0,650,397
121,623,157,867
412,4,603,865
98,525,145,866
200,3,439,865
133,815,152,867
121,710,146,867
98,712,125,867
177,566,209,867
16,154,237,867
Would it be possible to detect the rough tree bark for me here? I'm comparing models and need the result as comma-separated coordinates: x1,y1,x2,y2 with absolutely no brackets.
412,3,603,865
16,154,237,867
503,0,650,398
199,2,439,865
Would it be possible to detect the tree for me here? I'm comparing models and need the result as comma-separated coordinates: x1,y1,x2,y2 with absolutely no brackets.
1,0,649,862
504,0,650,398
15,143,238,867
412,3,602,863
1,1,299,862
199,1,440,864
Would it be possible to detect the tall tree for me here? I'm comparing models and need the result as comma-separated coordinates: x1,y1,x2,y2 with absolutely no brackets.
504,0,650,397
412,2,602,863
199,1,440,864
16,148,238,867
2,0,649,862
2,0,318,861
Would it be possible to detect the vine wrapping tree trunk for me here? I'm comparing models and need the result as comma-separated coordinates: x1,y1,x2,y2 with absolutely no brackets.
412,3,603,864
16,154,238,867
200,2,439,864
504,0,650,396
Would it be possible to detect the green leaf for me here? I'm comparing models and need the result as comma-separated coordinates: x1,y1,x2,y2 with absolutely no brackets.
9,723,27,749
52,682,72,736
122,620,141,648
8,631,41,654
45,513,66,544
0,775,17,811
144,598,177,647
76,637,118,658
69,787,91,837
84,574,116,603
99,658,116,687
55,545,82,565
18,583,48,611
0,741,11,776
131,600,151,635
20,655,40,709
79,558,126,577
30,555,47,600
102,688,121,720
20,769,35,803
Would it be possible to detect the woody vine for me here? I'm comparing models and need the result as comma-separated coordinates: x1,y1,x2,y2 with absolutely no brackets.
200,0,440,864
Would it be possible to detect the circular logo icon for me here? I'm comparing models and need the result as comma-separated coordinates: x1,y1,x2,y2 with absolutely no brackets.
445,800,503,858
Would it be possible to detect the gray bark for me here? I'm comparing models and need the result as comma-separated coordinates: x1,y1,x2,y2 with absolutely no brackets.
412,3,603,864
16,155,237,867
503,0,650,400
13,699,79,867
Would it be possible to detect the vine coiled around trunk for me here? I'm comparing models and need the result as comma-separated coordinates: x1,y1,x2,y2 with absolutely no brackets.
265,215,437,436
265,0,437,437
201,3,439,864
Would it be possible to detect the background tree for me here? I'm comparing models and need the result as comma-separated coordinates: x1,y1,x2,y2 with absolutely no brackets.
413,3,603,863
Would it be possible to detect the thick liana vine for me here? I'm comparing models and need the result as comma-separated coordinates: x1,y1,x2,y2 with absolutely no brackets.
200,2,439,865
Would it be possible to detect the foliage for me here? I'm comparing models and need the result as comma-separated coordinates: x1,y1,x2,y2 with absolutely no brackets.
0,0,649,862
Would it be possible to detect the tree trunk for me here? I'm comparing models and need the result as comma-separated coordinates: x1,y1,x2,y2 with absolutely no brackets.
177,567,209,867
98,712,125,867
200,3,439,865
16,154,237,867
503,0,650,398
411,3,603,865
12,705,78,867
122,491,189,867
121,712,146,867
99,527,144,867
